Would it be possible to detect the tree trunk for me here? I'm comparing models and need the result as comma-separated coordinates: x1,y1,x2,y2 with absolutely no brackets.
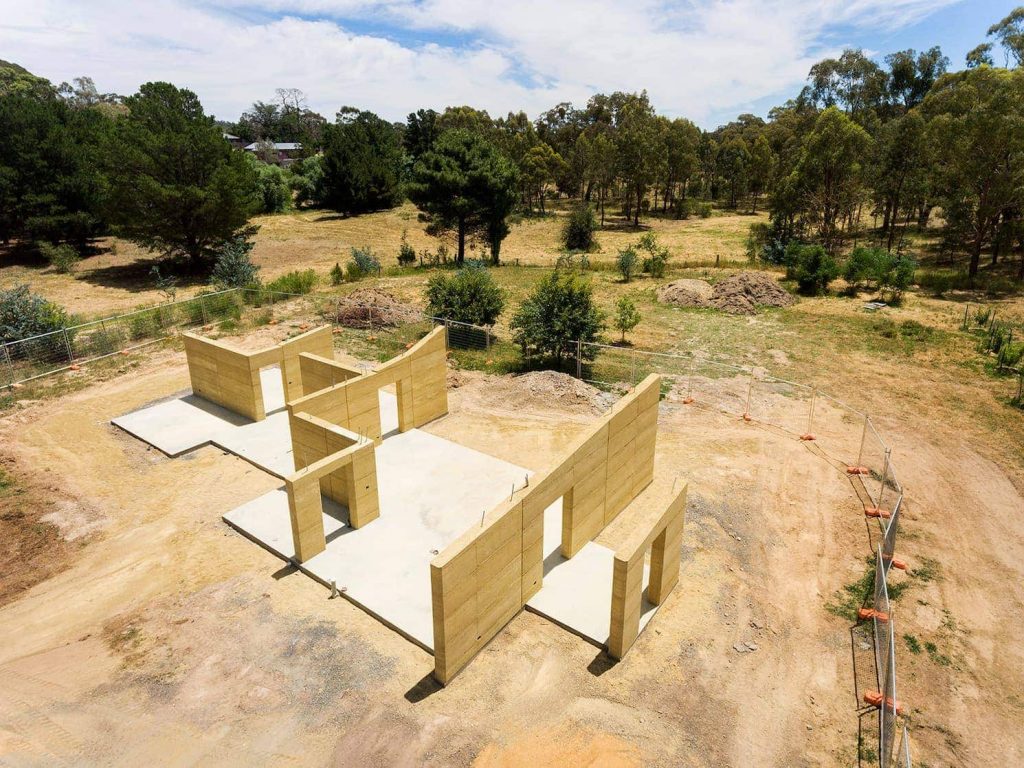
969,231,983,282
634,187,641,227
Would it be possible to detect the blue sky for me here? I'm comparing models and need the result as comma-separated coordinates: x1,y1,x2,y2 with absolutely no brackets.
0,0,1019,128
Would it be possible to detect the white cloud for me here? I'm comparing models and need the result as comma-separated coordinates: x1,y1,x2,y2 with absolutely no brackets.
0,0,961,126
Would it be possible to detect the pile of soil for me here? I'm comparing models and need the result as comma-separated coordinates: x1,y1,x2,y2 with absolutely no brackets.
658,272,794,316
510,371,615,414
656,279,714,308
329,289,421,329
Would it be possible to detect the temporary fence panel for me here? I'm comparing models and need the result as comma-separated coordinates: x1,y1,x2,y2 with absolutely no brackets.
882,495,903,571
750,374,816,436
880,618,899,767
895,724,912,768
1,289,246,388
872,547,891,694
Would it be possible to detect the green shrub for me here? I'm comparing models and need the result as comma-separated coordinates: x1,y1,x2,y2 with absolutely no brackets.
636,232,669,278
617,245,639,282
330,262,344,286
39,242,81,274
346,245,381,281
128,309,162,340
0,285,72,351
397,231,417,267
425,265,506,326
745,223,770,262
785,243,839,295
246,153,293,213
511,271,604,362
266,269,318,295
561,201,598,252
843,247,884,291
210,236,260,289
613,296,641,342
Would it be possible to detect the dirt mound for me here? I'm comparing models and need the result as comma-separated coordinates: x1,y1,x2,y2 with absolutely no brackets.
711,271,794,315
658,272,793,315
657,280,713,308
329,289,421,328
511,371,613,413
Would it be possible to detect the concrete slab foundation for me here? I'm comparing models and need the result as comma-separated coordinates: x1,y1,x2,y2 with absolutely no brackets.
525,502,658,646
224,428,531,650
112,373,398,478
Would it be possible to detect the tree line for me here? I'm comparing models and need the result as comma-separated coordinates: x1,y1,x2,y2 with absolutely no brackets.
1,6,1023,282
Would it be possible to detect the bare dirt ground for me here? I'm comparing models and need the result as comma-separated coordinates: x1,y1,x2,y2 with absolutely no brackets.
1,322,1021,766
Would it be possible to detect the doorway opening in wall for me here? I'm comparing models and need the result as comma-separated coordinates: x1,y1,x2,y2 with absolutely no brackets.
379,382,402,438
258,365,287,415
541,496,567,576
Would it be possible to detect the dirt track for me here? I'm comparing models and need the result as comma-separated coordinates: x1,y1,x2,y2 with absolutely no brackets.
0,350,1021,766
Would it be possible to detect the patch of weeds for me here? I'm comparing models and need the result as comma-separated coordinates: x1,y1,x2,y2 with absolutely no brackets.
904,633,922,654
826,556,908,621
912,557,941,584
218,319,239,333
0,467,11,494
924,640,951,666
252,309,274,327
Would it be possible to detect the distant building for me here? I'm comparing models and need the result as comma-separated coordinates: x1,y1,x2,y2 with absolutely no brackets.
243,141,302,167
222,132,245,150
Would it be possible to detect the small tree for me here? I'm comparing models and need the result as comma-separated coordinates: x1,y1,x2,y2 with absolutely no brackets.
329,262,344,285
877,253,917,303
397,230,417,266
511,271,604,363
614,296,641,342
210,236,260,289
617,245,639,282
425,265,505,325
636,232,669,278
346,245,381,281
843,246,884,292
786,243,839,295
561,201,598,252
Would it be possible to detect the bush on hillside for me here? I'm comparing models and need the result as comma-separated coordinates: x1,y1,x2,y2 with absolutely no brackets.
210,236,260,289
511,271,604,363
266,269,318,295
346,245,381,281
425,265,506,326
0,285,73,360
39,242,81,274
561,201,598,252
617,245,639,282
785,243,839,295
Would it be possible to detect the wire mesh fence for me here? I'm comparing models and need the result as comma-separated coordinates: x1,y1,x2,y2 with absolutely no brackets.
0,288,251,388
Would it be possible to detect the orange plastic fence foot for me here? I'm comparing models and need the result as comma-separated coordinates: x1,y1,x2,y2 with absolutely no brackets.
847,466,870,475
883,557,908,571
864,506,891,519
742,413,752,422
119,350,130,356
800,433,816,441
69,364,81,371
682,397,694,404
857,608,889,623
862,691,904,715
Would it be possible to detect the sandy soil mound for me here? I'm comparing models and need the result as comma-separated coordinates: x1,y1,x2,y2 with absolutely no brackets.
658,272,793,315
450,369,614,415
711,271,794,314
329,289,421,328
657,279,713,308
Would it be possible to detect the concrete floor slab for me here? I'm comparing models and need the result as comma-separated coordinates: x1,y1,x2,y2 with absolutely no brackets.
259,367,286,413
111,395,250,456
526,500,658,646
223,428,531,651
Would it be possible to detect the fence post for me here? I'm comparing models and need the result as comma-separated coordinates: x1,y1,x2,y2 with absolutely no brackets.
877,447,891,511
857,414,869,469
2,343,14,386
576,340,582,379
743,371,753,419
485,327,491,352
962,303,969,331
807,389,817,436
199,295,209,325
631,348,636,388
62,328,75,362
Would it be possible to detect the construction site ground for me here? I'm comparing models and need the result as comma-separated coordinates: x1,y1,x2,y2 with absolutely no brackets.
1,319,1022,767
